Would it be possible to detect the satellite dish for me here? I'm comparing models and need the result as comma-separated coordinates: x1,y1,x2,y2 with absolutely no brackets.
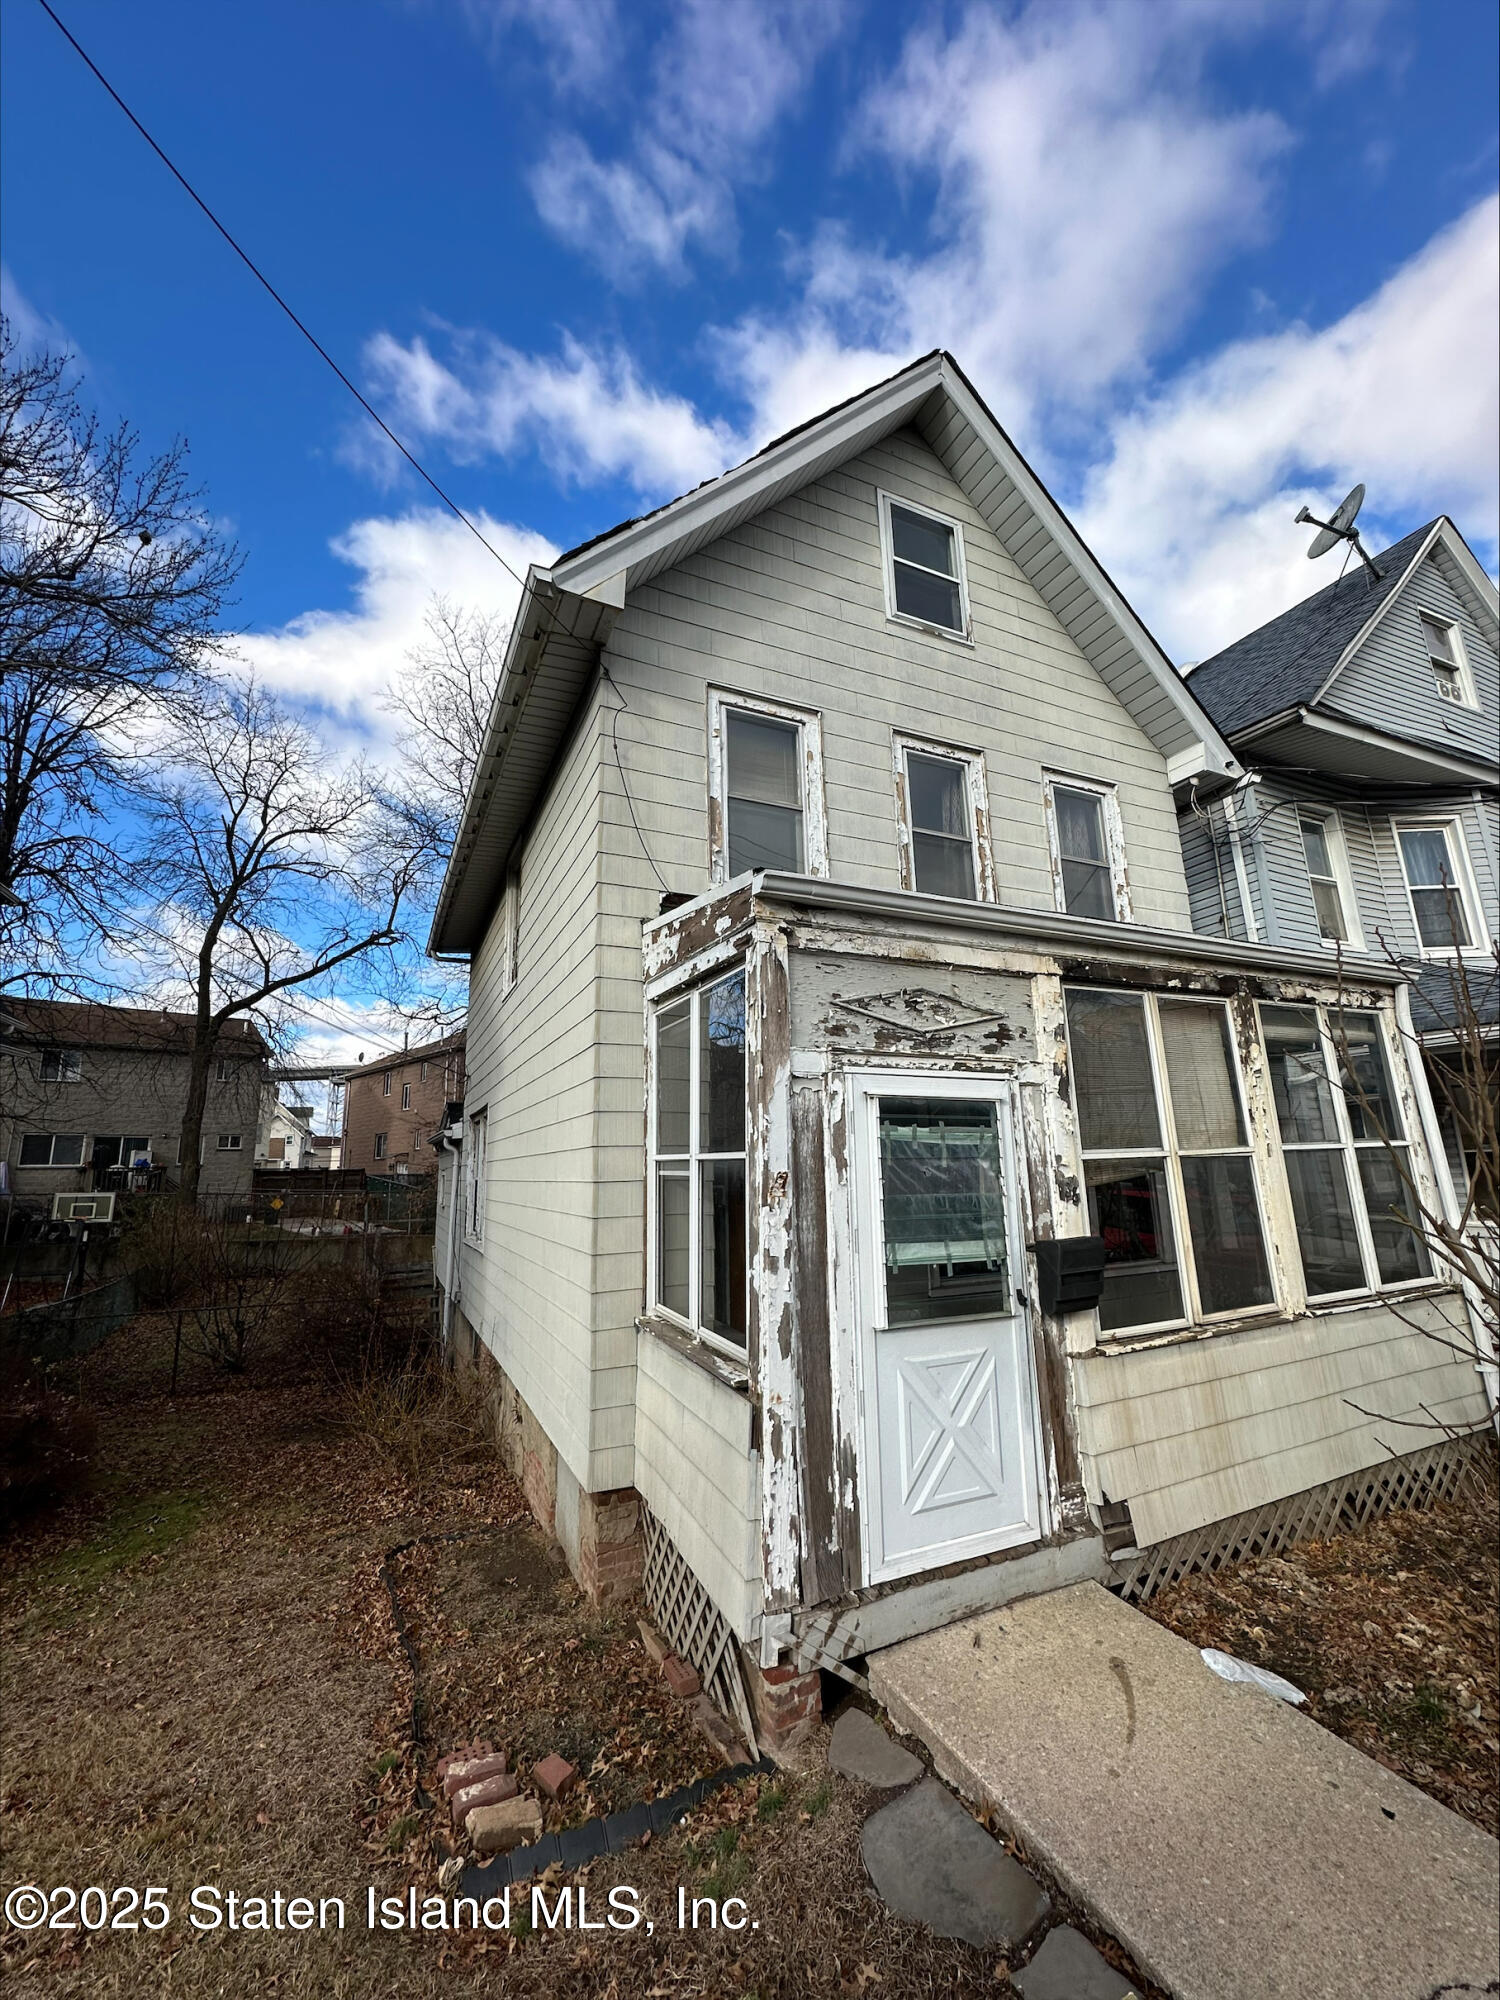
1293,483,1381,582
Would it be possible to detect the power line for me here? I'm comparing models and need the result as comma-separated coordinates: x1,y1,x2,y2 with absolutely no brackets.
35,0,530,599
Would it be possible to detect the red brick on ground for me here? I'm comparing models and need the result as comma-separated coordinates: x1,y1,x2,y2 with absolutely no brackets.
441,1750,508,1799
662,1653,701,1698
533,1754,578,1800
450,1770,518,1828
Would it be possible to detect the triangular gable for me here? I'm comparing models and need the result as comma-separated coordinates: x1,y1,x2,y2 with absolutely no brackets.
431,351,1238,952
1311,516,1500,709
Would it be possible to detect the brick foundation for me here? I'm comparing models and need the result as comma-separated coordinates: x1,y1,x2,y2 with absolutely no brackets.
459,1317,642,1608
743,1654,822,1754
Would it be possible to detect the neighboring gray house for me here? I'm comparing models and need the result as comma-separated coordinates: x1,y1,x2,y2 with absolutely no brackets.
0,1000,267,1204
429,353,1490,1751
1178,517,1498,1198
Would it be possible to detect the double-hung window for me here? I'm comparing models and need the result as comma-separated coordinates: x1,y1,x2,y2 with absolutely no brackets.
401,1080,412,1110
18,1133,85,1168
1260,1004,1430,1296
650,969,748,1355
464,1111,486,1240
1045,775,1130,922
1395,821,1483,954
382,1071,392,1096
879,492,970,638
40,1048,82,1082
897,740,990,900
709,693,826,883
216,1132,243,1151
1298,812,1358,946
1064,989,1272,1333
1419,613,1475,706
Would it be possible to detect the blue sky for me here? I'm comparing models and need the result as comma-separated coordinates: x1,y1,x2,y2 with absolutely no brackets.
3,0,1497,1061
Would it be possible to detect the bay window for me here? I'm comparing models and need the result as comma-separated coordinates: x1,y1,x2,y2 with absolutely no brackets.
1064,988,1272,1333
1260,1004,1429,1296
651,968,748,1354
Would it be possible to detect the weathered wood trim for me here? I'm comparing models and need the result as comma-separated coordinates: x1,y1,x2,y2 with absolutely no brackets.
797,1531,1108,1670
822,1066,864,1590
749,921,802,1611
790,1081,843,1604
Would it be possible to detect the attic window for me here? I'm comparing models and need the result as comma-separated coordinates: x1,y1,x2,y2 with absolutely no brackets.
879,493,970,638
1419,613,1476,707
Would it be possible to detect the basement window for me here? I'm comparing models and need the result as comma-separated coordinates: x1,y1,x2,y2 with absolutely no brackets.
1064,988,1273,1333
649,968,747,1356
879,492,971,638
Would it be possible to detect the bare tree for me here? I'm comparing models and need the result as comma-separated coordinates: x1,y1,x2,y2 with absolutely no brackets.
382,598,508,849
0,321,239,989
133,675,433,1203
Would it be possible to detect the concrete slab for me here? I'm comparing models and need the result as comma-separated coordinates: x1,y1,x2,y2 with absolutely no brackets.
861,1777,1050,1948
870,1581,1500,2000
828,1708,923,1788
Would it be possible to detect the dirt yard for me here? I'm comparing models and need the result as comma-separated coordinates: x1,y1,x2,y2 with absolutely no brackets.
1,1315,1154,1999
1146,1461,1500,1836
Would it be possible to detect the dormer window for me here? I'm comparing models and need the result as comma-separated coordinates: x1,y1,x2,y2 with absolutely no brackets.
1419,613,1476,706
879,492,971,639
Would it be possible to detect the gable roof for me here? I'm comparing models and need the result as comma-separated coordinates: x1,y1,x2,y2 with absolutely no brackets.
1187,516,1499,762
431,351,1239,955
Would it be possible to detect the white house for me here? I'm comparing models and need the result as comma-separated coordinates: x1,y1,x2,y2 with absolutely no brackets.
429,353,1490,1752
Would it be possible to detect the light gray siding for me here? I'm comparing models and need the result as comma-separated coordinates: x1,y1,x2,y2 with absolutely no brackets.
1073,1292,1489,1547
635,1332,761,1638
1325,547,1499,764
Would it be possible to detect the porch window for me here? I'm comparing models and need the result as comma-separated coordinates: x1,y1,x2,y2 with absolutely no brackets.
651,968,747,1354
879,493,970,638
1064,989,1273,1332
1260,1004,1430,1296
896,741,990,901
1395,821,1482,954
1044,776,1130,922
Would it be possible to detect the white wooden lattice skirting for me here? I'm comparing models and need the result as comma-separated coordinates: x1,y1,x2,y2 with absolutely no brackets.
1110,1434,1495,1606
640,1504,759,1758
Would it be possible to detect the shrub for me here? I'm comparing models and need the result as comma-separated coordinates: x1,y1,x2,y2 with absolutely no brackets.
0,1371,96,1525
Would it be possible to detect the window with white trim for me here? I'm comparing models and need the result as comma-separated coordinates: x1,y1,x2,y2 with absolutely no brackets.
708,692,826,883
1045,775,1130,922
878,491,970,638
1395,820,1483,954
373,1132,387,1160
215,1055,231,1082
18,1133,85,1167
40,1048,82,1082
401,1080,411,1110
649,968,747,1355
1064,989,1273,1333
382,1070,392,1096
464,1110,486,1240
1419,613,1476,706
500,861,521,995
896,739,990,901
1260,1004,1430,1296
216,1132,243,1151
1298,811,1359,946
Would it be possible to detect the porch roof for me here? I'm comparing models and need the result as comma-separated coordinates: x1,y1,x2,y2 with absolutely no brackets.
644,872,1408,992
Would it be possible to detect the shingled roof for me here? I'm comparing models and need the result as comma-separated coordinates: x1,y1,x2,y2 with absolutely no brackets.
1185,522,1438,739
0,999,269,1058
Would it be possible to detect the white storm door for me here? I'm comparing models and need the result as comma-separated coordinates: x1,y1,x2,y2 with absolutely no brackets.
853,1076,1043,1585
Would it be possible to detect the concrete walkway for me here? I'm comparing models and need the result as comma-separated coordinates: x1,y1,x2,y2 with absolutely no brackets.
869,1581,1500,2000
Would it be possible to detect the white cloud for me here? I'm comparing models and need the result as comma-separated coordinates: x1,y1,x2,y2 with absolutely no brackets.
1077,194,1500,661
237,506,554,737
457,0,622,97
526,0,847,280
1,265,76,361
363,329,739,496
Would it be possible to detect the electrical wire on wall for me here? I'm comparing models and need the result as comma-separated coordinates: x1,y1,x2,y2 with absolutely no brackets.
602,669,671,899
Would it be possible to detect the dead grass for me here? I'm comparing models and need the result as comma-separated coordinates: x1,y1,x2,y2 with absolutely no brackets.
1145,1456,1500,1835
1,1312,1080,1997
